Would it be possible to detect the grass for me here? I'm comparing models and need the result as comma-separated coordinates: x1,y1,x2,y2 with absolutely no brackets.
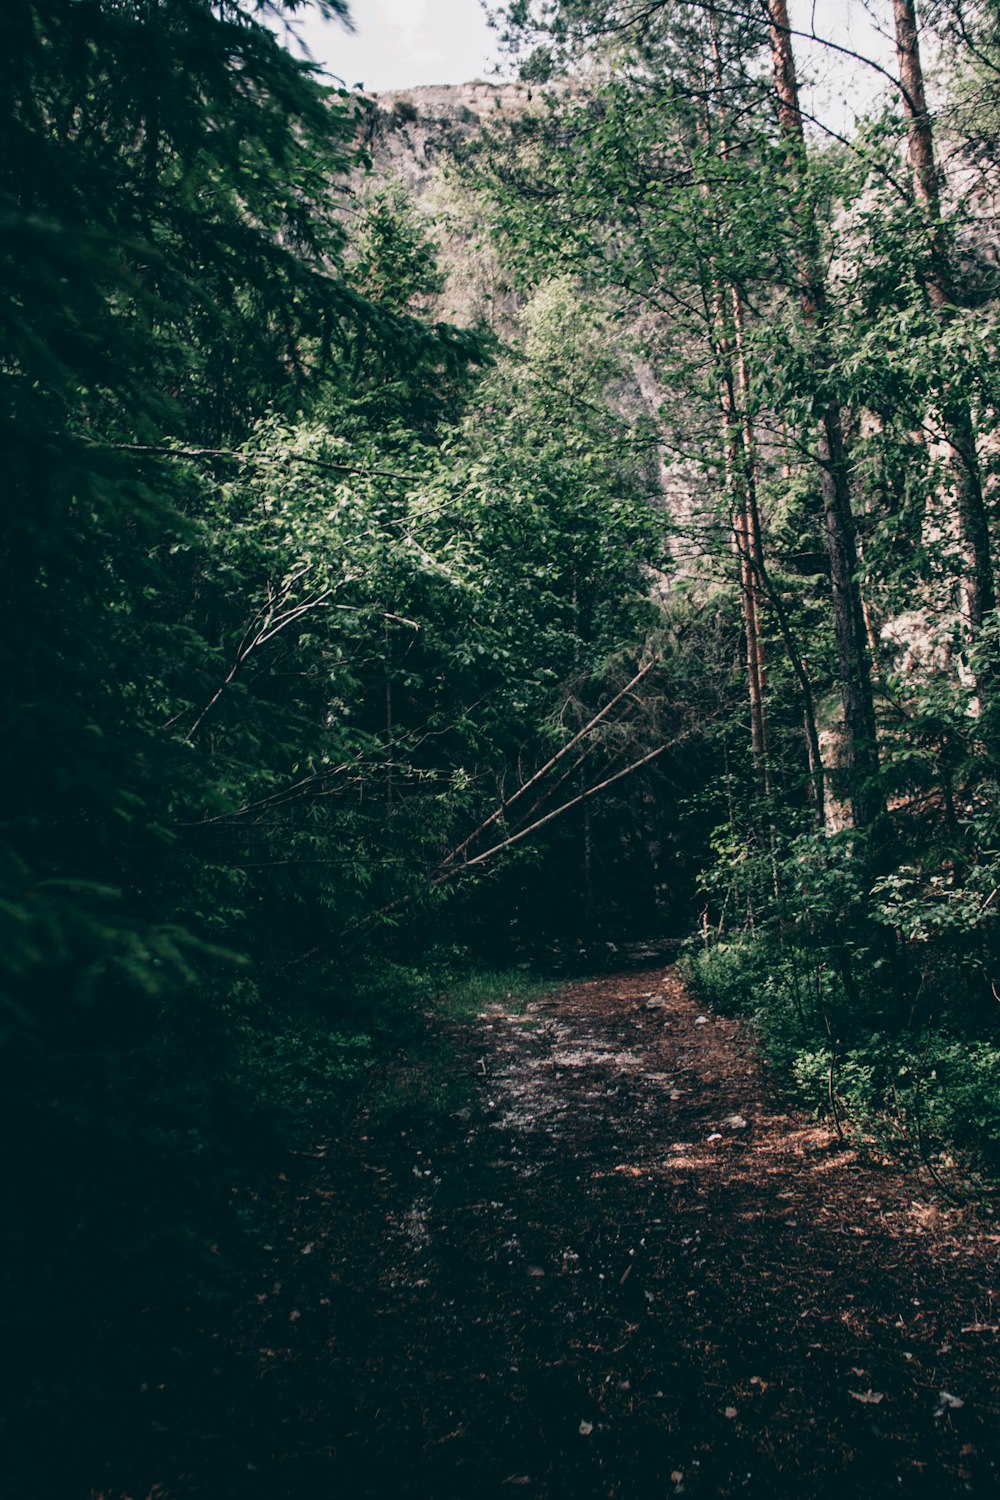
433,965,556,1021
363,965,558,1130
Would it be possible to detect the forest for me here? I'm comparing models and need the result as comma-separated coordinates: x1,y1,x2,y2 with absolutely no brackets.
3,1,1000,1496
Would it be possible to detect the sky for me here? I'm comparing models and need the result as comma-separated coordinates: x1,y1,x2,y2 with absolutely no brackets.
790,0,898,131
275,0,899,129
274,0,497,94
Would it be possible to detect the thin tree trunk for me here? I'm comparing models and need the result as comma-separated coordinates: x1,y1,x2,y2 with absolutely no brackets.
721,273,825,814
892,0,949,289
384,620,395,809
583,795,595,928
713,289,771,792
707,14,823,817
736,436,827,822
730,286,772,781
892,0,996,644
739,493,770,779
705,18,772,797
766,0,883,830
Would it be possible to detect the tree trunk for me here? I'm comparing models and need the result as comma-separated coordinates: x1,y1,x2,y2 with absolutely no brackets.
385,620,394,809
892,0,996,644
713,273,828,820
705,13,825,816
730,287,772,778
892,0,948,290
766,0,883,830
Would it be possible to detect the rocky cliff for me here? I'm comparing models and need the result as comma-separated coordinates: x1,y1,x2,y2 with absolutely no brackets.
355,81,568,333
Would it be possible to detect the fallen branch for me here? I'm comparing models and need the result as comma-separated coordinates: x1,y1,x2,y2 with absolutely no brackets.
434,743,668,882
439,660,657,868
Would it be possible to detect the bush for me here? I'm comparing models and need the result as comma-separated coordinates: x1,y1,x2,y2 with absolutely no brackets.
231,1010,374,1137
680,935,853,1071
684,937,1000,1172
793,1035,1000,1168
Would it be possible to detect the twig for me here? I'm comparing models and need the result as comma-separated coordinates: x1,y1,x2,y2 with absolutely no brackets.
181,570,342,739
87,439,422,484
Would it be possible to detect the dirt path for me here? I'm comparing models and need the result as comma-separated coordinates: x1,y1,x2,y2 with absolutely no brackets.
121,968,1000,1498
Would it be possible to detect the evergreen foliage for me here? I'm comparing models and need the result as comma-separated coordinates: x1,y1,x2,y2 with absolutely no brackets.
1,9,678,1485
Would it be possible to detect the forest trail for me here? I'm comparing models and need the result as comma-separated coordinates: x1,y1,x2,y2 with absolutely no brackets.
124,969,1000,1500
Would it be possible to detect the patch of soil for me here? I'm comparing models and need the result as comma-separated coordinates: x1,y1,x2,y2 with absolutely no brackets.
100,968,1000,1498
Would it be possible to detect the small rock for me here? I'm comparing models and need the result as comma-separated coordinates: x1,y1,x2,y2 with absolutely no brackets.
723,1114,748,1130
694,1016,709,1025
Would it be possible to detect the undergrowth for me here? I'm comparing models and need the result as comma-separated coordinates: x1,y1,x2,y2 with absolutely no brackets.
225,956,553,1140
680,937,1000,1183
434,964,554,1019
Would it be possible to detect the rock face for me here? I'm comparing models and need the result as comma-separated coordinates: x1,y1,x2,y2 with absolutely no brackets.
355,81,567,333
353,79,695,550
351,80,591,337
361,82,544,196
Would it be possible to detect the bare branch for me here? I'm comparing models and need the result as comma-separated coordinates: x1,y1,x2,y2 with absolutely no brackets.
435,742,669,881
86,439,422,484
439,659,657,867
